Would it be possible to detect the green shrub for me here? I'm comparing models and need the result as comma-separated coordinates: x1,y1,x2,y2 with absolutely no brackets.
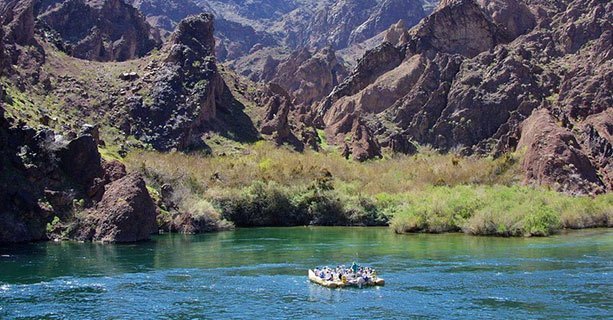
523,204,560,236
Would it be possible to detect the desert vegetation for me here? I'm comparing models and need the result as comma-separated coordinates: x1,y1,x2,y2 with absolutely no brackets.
122,142,611,237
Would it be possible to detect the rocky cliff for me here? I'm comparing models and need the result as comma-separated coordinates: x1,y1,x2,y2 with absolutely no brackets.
181,0,432,80
0,108,157,243
262,47,348,108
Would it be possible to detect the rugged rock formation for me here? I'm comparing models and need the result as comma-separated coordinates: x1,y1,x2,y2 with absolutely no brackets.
404,0,505,57
1,0,35,46
0,108,157,243
124,13,260,151
128,0,279,61
476,0,535,40
259,83,304,148
169,0,433,79
577,109,612,191
38,0,161,61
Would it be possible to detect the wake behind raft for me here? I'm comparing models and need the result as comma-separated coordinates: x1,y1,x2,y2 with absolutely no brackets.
308,263,385,288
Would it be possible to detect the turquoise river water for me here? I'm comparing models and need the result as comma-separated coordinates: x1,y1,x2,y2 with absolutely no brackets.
0,227,611,319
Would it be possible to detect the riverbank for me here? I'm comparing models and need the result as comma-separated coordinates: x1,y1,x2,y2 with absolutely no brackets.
123,142,612,237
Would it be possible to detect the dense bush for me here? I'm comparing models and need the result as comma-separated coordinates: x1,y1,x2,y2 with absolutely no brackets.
214,181,389,227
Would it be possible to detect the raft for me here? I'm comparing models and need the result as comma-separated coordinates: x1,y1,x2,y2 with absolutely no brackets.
308,269,385,288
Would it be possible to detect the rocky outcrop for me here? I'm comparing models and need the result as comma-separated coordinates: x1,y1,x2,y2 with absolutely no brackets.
578,109,613,191
38,0,161,61
382,19,410,46
476,0,535,40
57,135,103,188
259,84,304,149
404,0,505,58
0,0,35,45
517,109,606,195
129,13,225,150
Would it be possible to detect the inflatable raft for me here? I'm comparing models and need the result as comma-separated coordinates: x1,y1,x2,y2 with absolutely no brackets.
308,269,385,288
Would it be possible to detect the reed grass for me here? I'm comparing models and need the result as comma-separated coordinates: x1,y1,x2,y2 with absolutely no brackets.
124,141,611,236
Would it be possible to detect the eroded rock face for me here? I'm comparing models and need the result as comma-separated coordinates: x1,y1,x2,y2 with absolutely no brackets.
38,0,161,61
0,0,35,46
258,83,305,149
84,173,157,242
476,0,535,40
517,109,606,195
578,109,613,191
404,0,504,58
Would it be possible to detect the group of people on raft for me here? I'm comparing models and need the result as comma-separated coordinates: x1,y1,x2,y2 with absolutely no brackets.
313,262,378,285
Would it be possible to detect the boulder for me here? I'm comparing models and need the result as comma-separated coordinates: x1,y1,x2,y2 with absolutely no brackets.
89,173,157,242
102,159,127,183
